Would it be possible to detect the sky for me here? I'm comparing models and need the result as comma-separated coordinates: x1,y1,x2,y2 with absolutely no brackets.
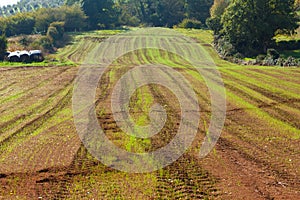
0,0,20,7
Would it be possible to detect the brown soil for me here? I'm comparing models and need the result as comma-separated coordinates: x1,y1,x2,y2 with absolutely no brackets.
0,36,299,199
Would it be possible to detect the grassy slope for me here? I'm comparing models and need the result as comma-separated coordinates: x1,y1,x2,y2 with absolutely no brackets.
61,29,300,198
0,28,299,199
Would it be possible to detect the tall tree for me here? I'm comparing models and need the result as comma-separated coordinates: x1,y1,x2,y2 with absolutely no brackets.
157,0,185,27
221,0,298,55
64,4,87,31
206,0,230,34
81,0,116,29
186,0,214,24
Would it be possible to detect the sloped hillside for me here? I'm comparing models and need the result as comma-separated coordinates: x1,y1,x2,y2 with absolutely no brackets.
0,0,64,17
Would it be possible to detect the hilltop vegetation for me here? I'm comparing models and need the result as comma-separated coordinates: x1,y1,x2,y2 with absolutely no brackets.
0,0,64,17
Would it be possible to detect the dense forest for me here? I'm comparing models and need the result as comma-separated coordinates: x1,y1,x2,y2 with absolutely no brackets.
0,0,299,63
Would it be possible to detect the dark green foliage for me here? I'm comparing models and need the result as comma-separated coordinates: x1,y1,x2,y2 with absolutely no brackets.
206,17,222,34
267,49,280,59
63,5,87,31
178,19,202,29
0,13,35,36
186,0,214,25
115,0,160,26
219,0,298,56
38,36,54,52
0,5,86,36
0,35,7,61
47,22,65,42
157,0,185,27
206,0,229,34
82,0,116,29
19,36,30,46
34,5,86,33
256,54,266,62
274,40,300,51
115,0,211,28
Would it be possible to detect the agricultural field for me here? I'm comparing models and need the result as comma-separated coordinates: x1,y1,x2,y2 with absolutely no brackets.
0,28,299,199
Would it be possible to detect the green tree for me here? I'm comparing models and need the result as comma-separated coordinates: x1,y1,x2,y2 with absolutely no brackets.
210,0,230,17
81,0,116,29
221,0,298,56
206,0,230,34
35,6,87,33
35,8,57,33
157,0,185,27
114,0,141,26
115,0,161,26
0,12,36,36
64,4,87,31
0,35,7,61
186,0,214,25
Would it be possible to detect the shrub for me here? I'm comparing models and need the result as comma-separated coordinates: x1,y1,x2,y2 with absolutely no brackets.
234,52,244,59
275,58,285,66
47,26,59,42
178,19,202,29
38,36,53,52
262,57,276,66
47,22,65,41
19,36,31,46
206,17,222,34
267,49,280,59
47,21,65,47
256,54,266,63
214,36,236,58
283,56,299,66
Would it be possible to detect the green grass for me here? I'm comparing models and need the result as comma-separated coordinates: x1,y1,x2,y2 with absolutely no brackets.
227,90,300,140
0,60,75,67
1,28,300,199
280,49,300,59
0,85,72,160
175,28,214,44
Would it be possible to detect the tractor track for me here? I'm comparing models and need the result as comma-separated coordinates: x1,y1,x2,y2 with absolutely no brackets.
0,67,77,144
0,29,299,199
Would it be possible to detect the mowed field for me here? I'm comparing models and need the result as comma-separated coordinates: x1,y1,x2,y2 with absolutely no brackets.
0,28,299,199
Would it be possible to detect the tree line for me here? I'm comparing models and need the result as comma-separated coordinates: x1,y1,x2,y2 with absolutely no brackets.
0,4,86,37
65,0,214,29
0,0,216,36
207,0,300,57
0,0,63,17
